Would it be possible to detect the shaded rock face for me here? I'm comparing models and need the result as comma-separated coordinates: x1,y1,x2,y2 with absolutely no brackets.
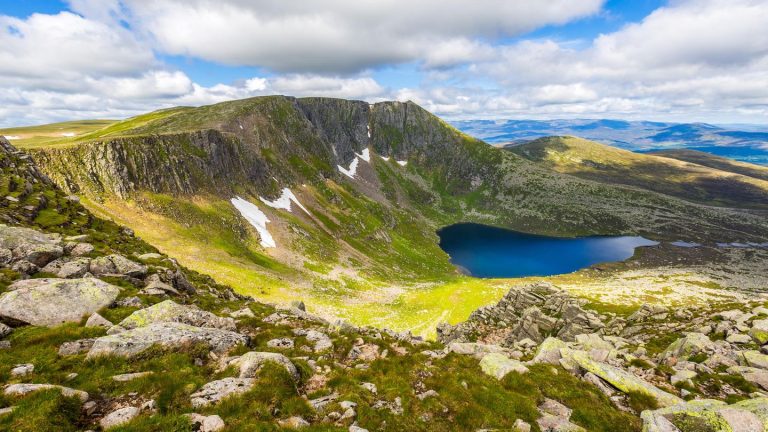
0,278,120,327
437,283,604,346
87,322,248,358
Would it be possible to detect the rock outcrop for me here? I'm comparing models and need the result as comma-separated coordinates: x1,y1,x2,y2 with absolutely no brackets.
437,283,604,346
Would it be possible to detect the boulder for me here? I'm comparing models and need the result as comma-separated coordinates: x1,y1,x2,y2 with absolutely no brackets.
85,313,112,328
447,342,510,359
479,353,529,380
728,366,768,390
751,320,768,345
89,254,147,278
531,337,568,364
110,300,236,333
3,383,88,402
661,333,714,360
278,416,310,428
267,338,294,349
100,406,140,430
231,351,300,382
58,338,95,356
306,330,333,351
40,257,91,278
10,363,33,377
0,225,63,267
570,351,683,407
347,344,381,362
69,243,94,257
190,377,255,408
0,278,120,327
87,322,248,358
642,398,768,432
742,350,768,370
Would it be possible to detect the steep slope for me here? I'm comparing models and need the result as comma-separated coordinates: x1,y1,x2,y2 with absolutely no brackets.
507,136,768,209
650,148,768,182
11,96,768,335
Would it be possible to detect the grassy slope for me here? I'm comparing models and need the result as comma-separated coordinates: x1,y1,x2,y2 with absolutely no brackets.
17,97,768,338
649,148,768,182
508,136,768,209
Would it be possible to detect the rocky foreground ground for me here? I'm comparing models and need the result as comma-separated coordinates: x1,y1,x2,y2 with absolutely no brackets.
2,221,768,431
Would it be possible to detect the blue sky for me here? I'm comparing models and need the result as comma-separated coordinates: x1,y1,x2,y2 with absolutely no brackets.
0,0,766,126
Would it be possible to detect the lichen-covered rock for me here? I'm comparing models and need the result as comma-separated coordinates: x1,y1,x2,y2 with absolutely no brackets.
110,300,236,333
479,353,528,379
185,413,226,432
531,337,568,364
570,351,683,407
230,351,300,382
69,242,94,257
190,377,255,407
89,254,147,277
305,330,333,352
87,322,248,358
3,383,89,401
0,225,63,267
742,350,768,370
641,398,768,432
661,332,714,360
41,257,91,279
0,278,120,327
750,320,768,345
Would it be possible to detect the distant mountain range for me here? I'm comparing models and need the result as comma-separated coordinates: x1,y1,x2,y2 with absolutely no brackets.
451,119,768,165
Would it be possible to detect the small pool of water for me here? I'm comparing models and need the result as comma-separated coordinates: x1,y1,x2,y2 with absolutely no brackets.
437,223,658,278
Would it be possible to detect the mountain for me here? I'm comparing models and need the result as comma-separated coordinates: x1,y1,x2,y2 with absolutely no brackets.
507,136,768,210
452,118,768,165
4,96,768,337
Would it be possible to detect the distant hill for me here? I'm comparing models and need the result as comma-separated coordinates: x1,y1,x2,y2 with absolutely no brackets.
650,149,768,182
453,119,768,165
507,136,768,210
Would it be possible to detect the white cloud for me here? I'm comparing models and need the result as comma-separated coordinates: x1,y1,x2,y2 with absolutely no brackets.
70,0,604,73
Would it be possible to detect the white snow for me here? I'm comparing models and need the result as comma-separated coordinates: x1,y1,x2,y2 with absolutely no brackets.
4,135,21,140
397,160,408,166
230,197,276,248
337,157,359,178
367,125,371,138
356,148,370,162
239,124,244,130
337,147,372,178
61,132,76,137
380,156,390,161
260,187,310,215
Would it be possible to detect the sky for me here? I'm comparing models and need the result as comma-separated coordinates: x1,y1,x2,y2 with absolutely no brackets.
0,0,767,126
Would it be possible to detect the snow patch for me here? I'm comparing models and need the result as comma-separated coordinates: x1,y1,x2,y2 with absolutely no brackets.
380,156,390,161
61,132,76,137
338,157,359,178
397,160,408,166
367,124,371,138
260,188,310,216
356,148,370,162
239,124,244,130
4,135,21,140
230,197,276,248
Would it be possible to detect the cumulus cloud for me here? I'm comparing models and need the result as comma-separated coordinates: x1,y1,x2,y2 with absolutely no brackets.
69,0,604,73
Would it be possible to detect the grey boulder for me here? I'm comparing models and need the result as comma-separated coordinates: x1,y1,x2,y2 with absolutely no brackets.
87,322,248,358
0,278,120,327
